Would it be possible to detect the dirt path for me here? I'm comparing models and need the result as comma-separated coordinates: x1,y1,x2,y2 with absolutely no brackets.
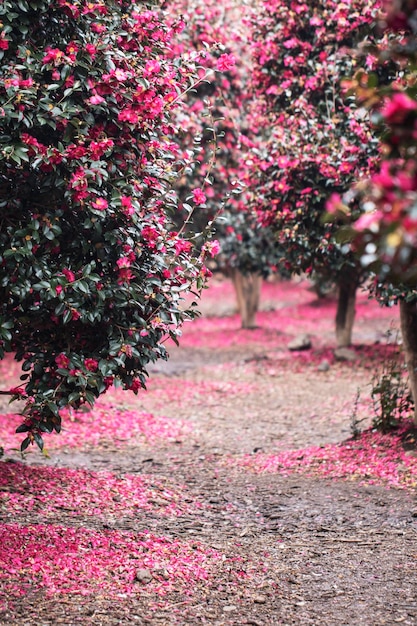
1,279,417,625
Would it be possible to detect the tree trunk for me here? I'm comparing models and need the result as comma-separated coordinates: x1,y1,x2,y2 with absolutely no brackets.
230,268,262,329
399,299,417,424
335,269,359,347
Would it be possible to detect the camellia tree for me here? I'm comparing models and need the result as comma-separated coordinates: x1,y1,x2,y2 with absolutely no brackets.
247,0,384,347
167,0,283,329
330,0,417,420
0,0,218,451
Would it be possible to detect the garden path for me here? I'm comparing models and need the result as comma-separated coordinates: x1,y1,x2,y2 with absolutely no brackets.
1,278,416,625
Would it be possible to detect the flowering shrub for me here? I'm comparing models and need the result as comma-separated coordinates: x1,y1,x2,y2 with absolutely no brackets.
330,0,417,422
168,0,283,283
247,0,383,344
0,0,214,450
337,0,417,285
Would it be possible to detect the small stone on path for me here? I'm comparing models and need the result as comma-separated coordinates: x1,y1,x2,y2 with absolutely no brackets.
135,568,153,584
288,334,312,351
253,594,267,604
317,359,330,372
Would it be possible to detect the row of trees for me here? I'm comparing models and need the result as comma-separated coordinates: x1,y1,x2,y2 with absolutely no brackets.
0,0,416,449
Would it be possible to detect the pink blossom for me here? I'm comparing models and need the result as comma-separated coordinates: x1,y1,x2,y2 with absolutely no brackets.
192,187,206,205
174,238,192,255
118,108,139,124
85,43,97,58
128,377,142,393
71,309,81,321
116,256,131,269
121,195,135,216
84,358,98,372
144,59,161,76
42,47,64,65
354,210,383,231
91,197,108,211
382,92,417,125
55,353,70,369
9,387,27,397
62,268,76,282
117,268,134,283
216,53,236,72
87,94,105,105
202,239,221,257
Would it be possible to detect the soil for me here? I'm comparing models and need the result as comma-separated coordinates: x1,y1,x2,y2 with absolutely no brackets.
1,277,417,626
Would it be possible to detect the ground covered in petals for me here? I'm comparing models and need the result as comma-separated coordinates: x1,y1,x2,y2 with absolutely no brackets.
1,277,417,625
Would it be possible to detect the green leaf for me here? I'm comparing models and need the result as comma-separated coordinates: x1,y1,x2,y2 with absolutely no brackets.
15,423,29,433
33,433,44,450
20,437,31,452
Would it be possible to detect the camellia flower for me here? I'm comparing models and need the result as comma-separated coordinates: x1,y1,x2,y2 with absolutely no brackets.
62,268,76,282
202,239,221,257
42,47,65,65
55,353,70,369
91,197,108,211
192,187,206,205
87,94,105,105
175,238,192,255
381,91,417,125
121,195,135,216
116,256,132,269
118,108,139,124
143,59,161,76
216,53,236,72
117,268,134,284
84,358,98,372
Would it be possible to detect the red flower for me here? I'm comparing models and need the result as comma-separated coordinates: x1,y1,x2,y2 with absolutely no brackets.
84,358,98,372
56,353,70,369
62,268,76,282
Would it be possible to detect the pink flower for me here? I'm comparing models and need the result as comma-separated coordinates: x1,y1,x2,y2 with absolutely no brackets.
143,60,161,76
91,197,108,211
354,210,383,232
175,239,192,255
382,92,417,125
62,268,76,282
202,240,221,257
325,193,344,215
192,188,206,205
84,358,98,372
55,353,70,369
85,44,97,58
117,268,134,284
118,108,139,124
121,195,135,216
216,53,236,72
9,387,27,397
87,94,105,105
42,47,64,65
116,257,131,269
